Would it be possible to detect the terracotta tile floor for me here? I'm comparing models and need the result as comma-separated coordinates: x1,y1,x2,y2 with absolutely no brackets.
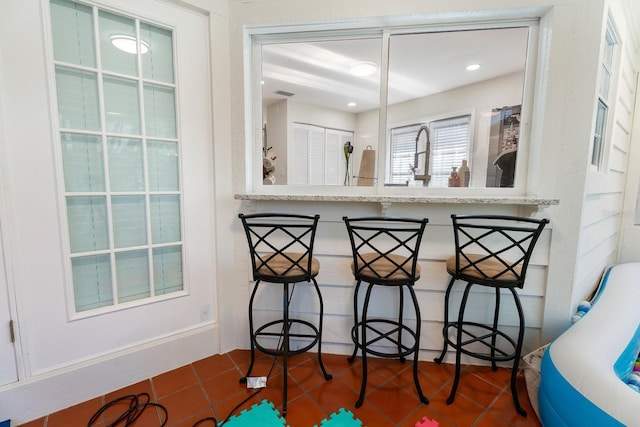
21,350,542,427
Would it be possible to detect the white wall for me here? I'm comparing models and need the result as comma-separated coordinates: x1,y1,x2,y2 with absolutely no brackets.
612,0,640,266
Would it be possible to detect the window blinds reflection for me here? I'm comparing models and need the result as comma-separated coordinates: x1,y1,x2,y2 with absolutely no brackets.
72,255,113,312
108,137,144,191
112,196,147,248
153,246,183,295
150,195,181,244
55,67,100,130
50,0,95,67
144,84,177,138
61,133,105,192
141,23,175,83
104,76,141,134
116,250,151,303
147,141,179,191
99,10,138,76
66,197,109,253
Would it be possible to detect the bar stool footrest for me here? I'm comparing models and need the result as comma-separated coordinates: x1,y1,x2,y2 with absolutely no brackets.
351,319,418,359
443,321,518,362
254,319,320,357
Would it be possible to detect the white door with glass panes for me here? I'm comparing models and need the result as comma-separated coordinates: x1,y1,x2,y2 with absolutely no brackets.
0,0,216,372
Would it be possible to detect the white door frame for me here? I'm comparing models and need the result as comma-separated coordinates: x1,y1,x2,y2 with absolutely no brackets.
0,77,18,386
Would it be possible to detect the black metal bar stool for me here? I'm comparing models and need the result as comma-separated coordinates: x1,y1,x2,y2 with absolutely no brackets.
238,213,332,416
434,214,549,417
343,216,429,408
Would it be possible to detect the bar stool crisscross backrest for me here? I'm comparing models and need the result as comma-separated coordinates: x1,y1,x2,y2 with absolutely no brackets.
450,215,547,287
242,215,318,282
349,220,425,283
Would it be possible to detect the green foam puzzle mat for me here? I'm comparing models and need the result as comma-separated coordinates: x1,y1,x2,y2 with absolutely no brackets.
315,408,362,427
219,401,364,427
220,400,287,427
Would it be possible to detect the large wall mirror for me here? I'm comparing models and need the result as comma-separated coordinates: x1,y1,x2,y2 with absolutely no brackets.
254,22,535,190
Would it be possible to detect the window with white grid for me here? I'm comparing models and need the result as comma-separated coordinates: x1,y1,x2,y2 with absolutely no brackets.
591,19,618,169
50,0,184,313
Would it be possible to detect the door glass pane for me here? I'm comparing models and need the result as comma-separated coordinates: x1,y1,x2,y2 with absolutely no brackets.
153,246,183,295
61,133,105,192
141,23,174,83
116,250,150,303
108,137,144,191
150,195,181,243
147,141,179,191
99,11,138,76
55,67,101,130
144,84,176,138
72,255,113,312
67,196,109,253
104,76,141,134
112,196,147,248
50,0,96,67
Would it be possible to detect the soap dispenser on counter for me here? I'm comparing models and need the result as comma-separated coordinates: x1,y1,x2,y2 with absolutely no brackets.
448,167,460,187
458,160,470,187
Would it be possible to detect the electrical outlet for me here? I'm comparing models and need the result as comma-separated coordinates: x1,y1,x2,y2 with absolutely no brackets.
200,304,210,322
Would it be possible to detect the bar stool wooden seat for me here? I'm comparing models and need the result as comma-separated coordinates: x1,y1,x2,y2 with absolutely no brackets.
343,216,429,408
434,214,549,416
238,213,332,416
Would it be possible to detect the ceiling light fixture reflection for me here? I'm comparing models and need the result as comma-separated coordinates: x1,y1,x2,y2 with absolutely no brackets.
349,61,377,77
466,63,481,71
348,102,357,107
110,35,149,54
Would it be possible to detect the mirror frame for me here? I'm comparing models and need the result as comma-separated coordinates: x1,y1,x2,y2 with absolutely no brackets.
245,18,540,197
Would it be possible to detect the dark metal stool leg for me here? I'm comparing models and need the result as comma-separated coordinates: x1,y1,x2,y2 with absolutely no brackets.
435,277,456,364
446,282,473,405
355,283,374,408
490,288,501,371
282,282,290,417
408,284,428,404
311,278,332,380
398,285,405,363
348,280,362,363
240,280,261,384
510,287,527,417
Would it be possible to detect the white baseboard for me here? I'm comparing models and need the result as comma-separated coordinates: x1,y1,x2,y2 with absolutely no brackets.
0,323,219,426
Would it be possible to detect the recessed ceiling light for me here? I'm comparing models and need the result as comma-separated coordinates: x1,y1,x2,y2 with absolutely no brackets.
348,102,357,107
466,64,481,71
110,35,149,54
350,61,377,77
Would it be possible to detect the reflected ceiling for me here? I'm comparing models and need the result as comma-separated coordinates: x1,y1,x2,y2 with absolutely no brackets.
261,27,529,113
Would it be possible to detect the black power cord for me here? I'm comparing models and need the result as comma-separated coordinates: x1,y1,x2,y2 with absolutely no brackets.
87,350,279,426
87,393,169,426
88,285,294,426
